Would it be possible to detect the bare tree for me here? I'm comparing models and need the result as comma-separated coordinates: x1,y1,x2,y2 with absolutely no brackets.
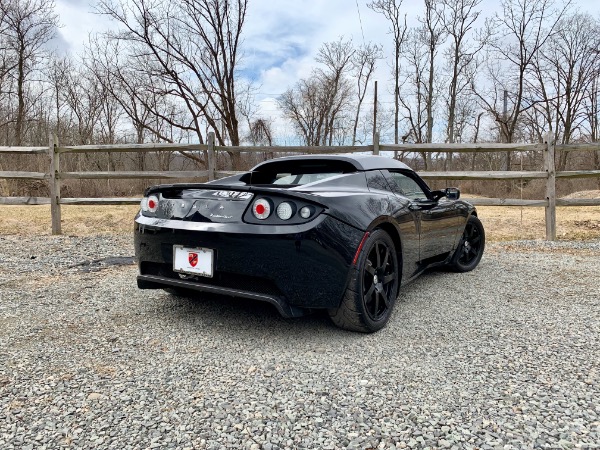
62,66,104,145
438,0,484,145
368,0,408,146
47,56,72,141
95,0,249,167
315,38,355,146
279,39,354,146
586,76,600,179
585,76,599,144
278,78,323,146
420,0,446,144
87,39,160,145
0,0,58,145
474,0,570,166
399,28,430,167
351,43,382,145
529,12,600,169
247,118,273,146
0,2,15,83
278,73,353,146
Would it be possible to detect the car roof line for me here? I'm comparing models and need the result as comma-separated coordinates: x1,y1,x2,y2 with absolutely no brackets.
250,154,413,172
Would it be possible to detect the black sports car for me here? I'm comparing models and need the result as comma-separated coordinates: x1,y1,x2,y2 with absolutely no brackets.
134,154,485,332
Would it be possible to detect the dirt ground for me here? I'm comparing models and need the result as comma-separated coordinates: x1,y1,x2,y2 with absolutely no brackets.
1,201,599,241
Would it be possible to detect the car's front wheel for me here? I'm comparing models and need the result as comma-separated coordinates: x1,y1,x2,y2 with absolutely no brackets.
450,215,485,272
329,229,400,333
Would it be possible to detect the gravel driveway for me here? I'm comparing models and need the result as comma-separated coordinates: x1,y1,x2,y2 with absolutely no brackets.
1,234,599,450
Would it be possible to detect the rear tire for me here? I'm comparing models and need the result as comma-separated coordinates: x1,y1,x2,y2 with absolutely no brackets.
450,215,485,272
328,229,400,333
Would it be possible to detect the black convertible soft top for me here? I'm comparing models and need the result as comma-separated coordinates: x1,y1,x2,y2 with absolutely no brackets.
251,154,413,172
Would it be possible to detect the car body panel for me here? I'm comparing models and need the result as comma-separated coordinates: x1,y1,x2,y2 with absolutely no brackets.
135,213,363,311
134,154,477,317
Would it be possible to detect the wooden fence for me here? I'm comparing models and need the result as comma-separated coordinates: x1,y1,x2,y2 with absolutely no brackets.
1,132,599,240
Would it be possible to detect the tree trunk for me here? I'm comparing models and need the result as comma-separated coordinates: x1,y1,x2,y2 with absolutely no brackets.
15,47,26,146
352,96,363,146
426,48,434,144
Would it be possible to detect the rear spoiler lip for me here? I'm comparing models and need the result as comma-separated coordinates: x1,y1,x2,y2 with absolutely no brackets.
146,183,266,195
144,183,326,207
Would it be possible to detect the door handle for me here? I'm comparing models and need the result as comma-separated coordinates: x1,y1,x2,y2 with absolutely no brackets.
410,201,436,211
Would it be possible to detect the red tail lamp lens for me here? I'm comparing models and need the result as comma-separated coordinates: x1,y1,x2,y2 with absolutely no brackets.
252,198,271,219
147,195,159,213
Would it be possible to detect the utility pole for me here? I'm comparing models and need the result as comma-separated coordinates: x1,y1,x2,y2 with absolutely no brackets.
503,89,510,170
372,80,378,145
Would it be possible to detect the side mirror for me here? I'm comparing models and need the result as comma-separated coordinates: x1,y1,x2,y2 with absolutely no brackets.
445,187,460,200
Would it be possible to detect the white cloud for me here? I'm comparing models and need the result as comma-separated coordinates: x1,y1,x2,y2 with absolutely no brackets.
55,0,113,56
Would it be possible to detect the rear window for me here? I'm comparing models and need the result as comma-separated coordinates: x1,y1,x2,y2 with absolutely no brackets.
242,160,357,186
272,172,342,185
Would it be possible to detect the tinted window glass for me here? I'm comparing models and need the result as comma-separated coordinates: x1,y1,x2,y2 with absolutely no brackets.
366,170,392,192
387,172,428,201
242,160,357,186
272,172,342,185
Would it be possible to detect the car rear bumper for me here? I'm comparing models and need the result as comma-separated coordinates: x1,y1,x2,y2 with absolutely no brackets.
134,213,364,313
137,274,307,318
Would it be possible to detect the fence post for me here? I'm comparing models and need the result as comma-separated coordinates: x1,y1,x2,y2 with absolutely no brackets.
207,132,216,181
49,133,61,235
373,131,380,156
544,131,556,241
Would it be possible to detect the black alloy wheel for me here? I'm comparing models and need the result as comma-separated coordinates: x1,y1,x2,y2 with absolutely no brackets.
451,215,485,272
362,240,397,322
329,229,400,333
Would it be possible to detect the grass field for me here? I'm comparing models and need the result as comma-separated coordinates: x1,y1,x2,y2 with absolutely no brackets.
1,203,599,241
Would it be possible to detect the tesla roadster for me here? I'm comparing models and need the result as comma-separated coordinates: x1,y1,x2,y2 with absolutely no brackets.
134,154,485,332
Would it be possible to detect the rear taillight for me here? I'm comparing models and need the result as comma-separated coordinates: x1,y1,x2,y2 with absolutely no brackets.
246,197,320,223
252,198,271,219
142,194,159,213
299,206,313,219
276,201,294,220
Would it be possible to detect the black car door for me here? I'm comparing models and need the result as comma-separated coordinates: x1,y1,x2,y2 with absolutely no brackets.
366,170,421,282
384,170,459,261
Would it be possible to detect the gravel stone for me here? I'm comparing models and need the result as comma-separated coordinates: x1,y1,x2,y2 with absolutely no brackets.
0,234,599,449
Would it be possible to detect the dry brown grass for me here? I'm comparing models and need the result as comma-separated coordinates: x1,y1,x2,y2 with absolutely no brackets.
1,203,598,241
0,205,139,236
474,205,600,241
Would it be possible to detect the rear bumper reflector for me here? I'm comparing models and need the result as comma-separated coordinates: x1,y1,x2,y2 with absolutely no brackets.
352,232,370,265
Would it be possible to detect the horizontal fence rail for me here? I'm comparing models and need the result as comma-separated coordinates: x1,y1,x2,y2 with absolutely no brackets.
0,131,599,238
379,143,547,152
57,170,209,180
0,171,49,179
57,142,209,154
0,146,49,155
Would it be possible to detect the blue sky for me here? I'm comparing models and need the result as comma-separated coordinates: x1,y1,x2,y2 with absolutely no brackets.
53,0,598,141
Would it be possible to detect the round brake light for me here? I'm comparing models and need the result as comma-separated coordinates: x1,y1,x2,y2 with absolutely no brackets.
147,195,159,213
252,198,271,219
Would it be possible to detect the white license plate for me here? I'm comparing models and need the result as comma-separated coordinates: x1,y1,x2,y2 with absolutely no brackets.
173,245,213,277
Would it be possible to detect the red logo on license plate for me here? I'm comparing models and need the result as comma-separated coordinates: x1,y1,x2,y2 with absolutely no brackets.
188,252,198,267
